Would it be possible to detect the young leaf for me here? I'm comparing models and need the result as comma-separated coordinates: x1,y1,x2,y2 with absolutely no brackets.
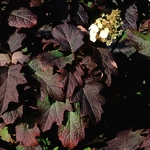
12,51,30,65
16,123,40,147
71,78,105,123
57,65,84,98
8,30,27,52
102,129,146,150
0,54,10,66
126,29,150,57
0,64,27,114
74,4,88,25
28,59,64,101
38,50,74,69
8,7,37,29
0,127,12,143
30,0,42,7
51,24,84,52
97,48,118,86
2,105,23,124
58,104,87,149
37,97,72,132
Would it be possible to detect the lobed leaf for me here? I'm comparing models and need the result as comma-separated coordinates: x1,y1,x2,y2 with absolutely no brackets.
16,123,40,147
2,105,23,124
0,127,12,143
8,30,27,52
28,59,64,101
58,104,87,149
0,54,10,66
52,23,84,52
0,64,27,114
8,7,37,29
97,48,118,86
37,97,72,132
57,65,84,98
38,50,74,69
12,51,30,64
102,129,146,150
71,78,105,123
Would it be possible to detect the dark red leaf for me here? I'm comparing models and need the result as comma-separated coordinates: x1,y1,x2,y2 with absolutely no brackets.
8,7,37,29
58,65,84,98
52,24,84,52
28,59,64,101
71,78,105,123
8,30,27,52
16,123,40,147
102,129,146,150
0,64,27,114
37,97,72,132
97,48,118,86
74,4,88,25
38,50,74,69
30,0,42,7
2,105,23,124
58,103,88,149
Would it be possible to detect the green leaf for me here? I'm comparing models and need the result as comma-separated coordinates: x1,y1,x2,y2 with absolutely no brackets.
0,127,12,142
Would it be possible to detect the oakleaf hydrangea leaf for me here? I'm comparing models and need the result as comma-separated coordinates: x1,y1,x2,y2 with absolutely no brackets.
57,65,84,98
74,4,88,25
2,105,23,124
0,64,27,114
8,7,37,29
0,54,10,66
0,127,12,142
97,48,118,86
58,104,87,149
16,123,40,147
122,4,138,30
52,24,84,52
126,29,150,57
71,78,105,123
8,30,27,52
37,97,72,132
12,51,30,64
28,59,64,101
102,129,146,150
38,50,74,69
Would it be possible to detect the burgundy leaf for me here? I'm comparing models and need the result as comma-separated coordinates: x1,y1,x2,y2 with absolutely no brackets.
38,50,74,69
28,59,64,101
52,24,84,52
37,97,72,132
16,123,40,147
139,19,150,33
41,38,59,50
102,129,146,150
58,65,84,98
81,56,97,73
8,7,37,29
74,4,88,25
0,64,27,114
2,105,23,124
12,51,30,64
8,30,27,52
122,4,138,30
58,104,88,149
0,54,10,66
97,48,118,86
71,78,105,123
30,0,42,7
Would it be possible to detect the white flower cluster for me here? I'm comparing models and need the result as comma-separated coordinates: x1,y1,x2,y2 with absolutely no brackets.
88,9,123,46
